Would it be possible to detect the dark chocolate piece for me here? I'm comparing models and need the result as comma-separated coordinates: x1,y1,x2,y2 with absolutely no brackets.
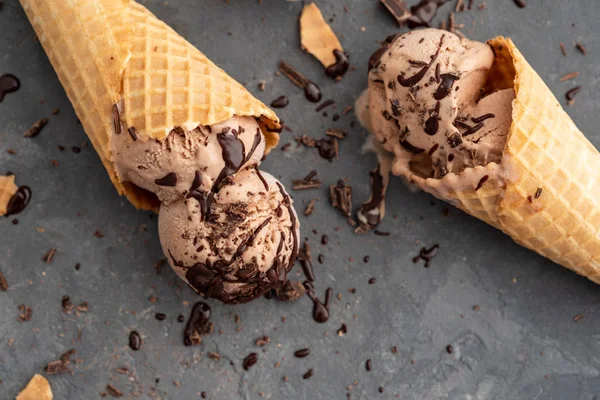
330,179,352,218
243,353,258,370
129,331,142,350
0,74,20,102
24,118,49,138
154,172,177,186
271,96,289,108
6,186,32,217
325,50,350,79
184,302,213,346
380,0,412,25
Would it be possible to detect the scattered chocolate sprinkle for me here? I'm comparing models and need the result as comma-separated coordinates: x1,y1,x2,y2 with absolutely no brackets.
379,387,385,393
391,346,398,354
573,314,584,323
560,42,567,56
177,314,185,323
363,256,370,263
337,323,348,336
17,304,32,322
330,179,352,218
303,369,314,379
326,128,347,139
243,353,258,370
513,0,525,8
413,244,440,267
304,198,317,216
106,384,123,398
566,86,581,104
94,230,104,238
75,263,81,271
129,331,142,351
560,71,579,82
475,175,489,191
318,254,324,263
342,106,353,115
42,248,56,263
62,295,73,313
293,170,322,190
0,272,7,291
184,302,213,346
316,99,335,112
279,60,322,102
471,113,495,123
208,352,221,361
24,118,48,138
271,96,289,108
294,348,311,358
535,187,543,199
473,305,480,311
321,235,329,245
380,0,411,26
256,336,270,346
368,277,376,284
374,230,390,236
575,42,587,55
71,146,81,153
366,359,372,371
155,313,167,321
446,344,454,354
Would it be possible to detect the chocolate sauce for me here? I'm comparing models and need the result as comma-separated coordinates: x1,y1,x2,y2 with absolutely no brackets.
471,113,495,123
325,50,350,79
407,0,449,28
305,82,322,103
271,96,289,108
5,186,31,217
129,331,142,351
304,282,332,323
183,302,211,346
243,353,258,370
412,244,440,267
154,172,177,186
316,99,335,112
368,46,389,72
434,73,460,100
398,34,445,87
255,167,269,191
0,74,20,102
357,165,385,229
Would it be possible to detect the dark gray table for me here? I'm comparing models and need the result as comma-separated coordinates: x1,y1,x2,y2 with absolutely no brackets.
2,1,600,399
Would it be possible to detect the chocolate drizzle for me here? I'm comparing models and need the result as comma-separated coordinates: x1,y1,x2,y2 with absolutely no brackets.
255,166,269,191
398,34,445,87
304,282,332,323
325,50,350,79
0,74,20,102
471,113,495,123
5,186,31,216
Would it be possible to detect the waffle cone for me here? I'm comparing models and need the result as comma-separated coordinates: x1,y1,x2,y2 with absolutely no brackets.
408,37,600,283
20,0,281,211
0,175,18,216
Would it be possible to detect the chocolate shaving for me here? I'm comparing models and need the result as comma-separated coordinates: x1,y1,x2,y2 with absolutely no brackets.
475,175,489,191
293,170,322,190
380,0,412,26
560,71,579,82
273,280,306,301
127,127,138,141
42,248,56,263
513,0,525,8
535,187,543,199
325,128,347,139
304,198,317,216
112,104,121,134
45,349,76,375
560,42,567,57
330,179,352,218
566,86,581,104
575,42,587,55
24,118,49,138
18,304,32,322
106,384,123,397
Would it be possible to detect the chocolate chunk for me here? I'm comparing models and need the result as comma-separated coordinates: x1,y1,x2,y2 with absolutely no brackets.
294,348,311,358
380,0,412,25
243,353,258,370
24,118,49,138
330,179,352,218
18,304,32,322
447,132,463,148
273,280,306,301
129,331,142,351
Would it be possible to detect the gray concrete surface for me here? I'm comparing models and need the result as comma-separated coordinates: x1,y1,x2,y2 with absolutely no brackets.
2,0,600,399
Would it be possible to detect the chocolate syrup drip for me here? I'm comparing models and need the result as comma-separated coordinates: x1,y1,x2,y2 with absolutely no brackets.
300,258,315,282
398,34,445,87
183,301,211,346
304,282,332,323
155,172,177,186
434,73,460,100
305,82,322,103
471,113,495,123
0,74,20,102
357,165,385,228
412,244,440,267
5,186,31,216
255,166,269,191
400,140,425,154
325,50,350,78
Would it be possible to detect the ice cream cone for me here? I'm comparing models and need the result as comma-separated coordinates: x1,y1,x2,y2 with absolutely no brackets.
406,37,600,282
0,175,18,216
20,0,281,212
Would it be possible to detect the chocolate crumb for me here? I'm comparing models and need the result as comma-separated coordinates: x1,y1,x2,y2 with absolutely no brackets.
243,353,258,370
573,313,584,323
258,81,266,91
391,346,398,354
94,230,104,238
560,71,579,82
294,348,311,358
560,42,567,56
304,198,317,216
575,42,587,55
374,230,390,236
24,118,49,138
330,179,353,218
446,344,454,354
106,384,123,397
0,271,7,291
18,304,32,322
566,86,581,104
473,305,480,311
208,352,221,361
368,277,376,284
71,146,81,153
303,369,314,379
42,248,56,263
337,323,348,336
513,0,525,8
366,359,372,371
62,295,73,313
256,336,270,346
155,313,167,321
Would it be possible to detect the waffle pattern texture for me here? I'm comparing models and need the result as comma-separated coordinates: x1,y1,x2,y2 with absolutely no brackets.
20,0,280,211
413,37,600,282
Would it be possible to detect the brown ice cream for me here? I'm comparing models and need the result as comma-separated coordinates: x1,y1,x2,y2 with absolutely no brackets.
360,28,515,180
159,168,299,303
113,116,298,303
